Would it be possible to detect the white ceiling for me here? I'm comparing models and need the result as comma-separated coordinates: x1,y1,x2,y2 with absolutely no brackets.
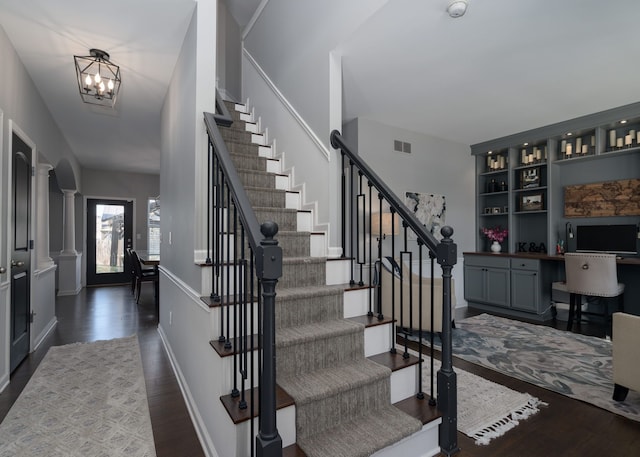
1,0,640,175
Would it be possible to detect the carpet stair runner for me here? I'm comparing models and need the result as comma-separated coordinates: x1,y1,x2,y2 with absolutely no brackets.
218,100,423,456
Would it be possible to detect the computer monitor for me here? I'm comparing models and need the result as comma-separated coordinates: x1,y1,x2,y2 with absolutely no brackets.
576,224,639,255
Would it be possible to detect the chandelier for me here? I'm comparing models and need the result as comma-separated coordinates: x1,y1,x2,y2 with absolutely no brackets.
74,49,121,107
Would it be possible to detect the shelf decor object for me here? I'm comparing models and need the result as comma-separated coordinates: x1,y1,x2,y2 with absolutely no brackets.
564,178,640,217
520,168,540,189
481,226,508,253
520,193,544,212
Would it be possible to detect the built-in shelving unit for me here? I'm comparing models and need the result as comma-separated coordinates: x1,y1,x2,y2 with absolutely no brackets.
472,102,640,256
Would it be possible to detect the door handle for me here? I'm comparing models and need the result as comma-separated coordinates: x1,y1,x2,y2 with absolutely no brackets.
11,260,25,268
0,267,5,274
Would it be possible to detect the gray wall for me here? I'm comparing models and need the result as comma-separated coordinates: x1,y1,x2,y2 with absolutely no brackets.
243,0,388,150
81,169,160,252
0,23,81,390
217,0,242,102
344,117,476,304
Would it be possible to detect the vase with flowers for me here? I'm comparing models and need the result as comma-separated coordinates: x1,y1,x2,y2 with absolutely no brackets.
482,226,508,253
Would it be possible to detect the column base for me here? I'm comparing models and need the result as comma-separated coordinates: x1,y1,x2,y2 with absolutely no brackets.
57,252,82,296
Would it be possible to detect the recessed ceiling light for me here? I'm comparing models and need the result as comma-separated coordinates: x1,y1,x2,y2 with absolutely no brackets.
620,119,628,124
566,132,573,136
523,142,529,146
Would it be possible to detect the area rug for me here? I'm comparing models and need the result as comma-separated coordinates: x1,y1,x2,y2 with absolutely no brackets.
416,351,545,445
447,313,640,422
0,336,156,457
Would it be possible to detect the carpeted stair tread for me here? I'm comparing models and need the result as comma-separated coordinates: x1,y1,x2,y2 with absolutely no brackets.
276,319,362,348
297,404,423,457
246,187,287,208
223,140,261,155
228,152,268,171
277,358,390,406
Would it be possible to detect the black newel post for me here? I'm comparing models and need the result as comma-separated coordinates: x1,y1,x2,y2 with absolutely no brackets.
436,226,459,456
256,221,283,457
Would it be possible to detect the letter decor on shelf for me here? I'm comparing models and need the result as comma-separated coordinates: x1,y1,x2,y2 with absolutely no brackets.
564,178,640,217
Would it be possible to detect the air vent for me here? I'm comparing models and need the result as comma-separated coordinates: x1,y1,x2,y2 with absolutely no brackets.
394,140,412,153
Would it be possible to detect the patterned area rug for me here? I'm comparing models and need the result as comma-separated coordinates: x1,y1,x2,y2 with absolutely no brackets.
450,314,640,422
0,336,156,457
418,352,545,445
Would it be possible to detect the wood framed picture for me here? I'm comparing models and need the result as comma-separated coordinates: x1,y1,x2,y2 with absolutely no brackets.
521,193,544,211
521,167,540,189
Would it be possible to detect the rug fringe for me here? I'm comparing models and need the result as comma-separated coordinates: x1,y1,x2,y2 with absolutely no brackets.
471,397,547,445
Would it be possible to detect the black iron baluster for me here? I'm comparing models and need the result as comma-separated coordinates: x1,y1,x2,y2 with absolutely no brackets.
417,241,425,400
349,159,355,286
376,195,384,320
367,181,373,316
357,170,365,286
429,250,436,405
341,151,346,258
206,139,212,265
389,207,397,354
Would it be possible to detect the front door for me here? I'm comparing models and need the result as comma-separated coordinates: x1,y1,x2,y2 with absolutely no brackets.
86,199,133,286
10,131,32,373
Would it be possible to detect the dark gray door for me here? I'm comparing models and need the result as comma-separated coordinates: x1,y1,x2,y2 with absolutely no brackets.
10,132,31,373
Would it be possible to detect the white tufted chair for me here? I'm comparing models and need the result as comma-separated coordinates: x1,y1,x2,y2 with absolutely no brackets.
552,252,624,336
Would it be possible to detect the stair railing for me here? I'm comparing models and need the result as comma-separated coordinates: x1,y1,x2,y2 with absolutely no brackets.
204,99,283,457
331,130,459,456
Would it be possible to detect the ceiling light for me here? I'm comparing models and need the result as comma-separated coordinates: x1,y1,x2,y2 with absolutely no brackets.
74,49,121,108
447,0,469,18
620,119,628,124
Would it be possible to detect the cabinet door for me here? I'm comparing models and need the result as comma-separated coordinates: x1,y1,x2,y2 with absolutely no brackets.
511,269,539,312
486,268,510,307
464,265,485,303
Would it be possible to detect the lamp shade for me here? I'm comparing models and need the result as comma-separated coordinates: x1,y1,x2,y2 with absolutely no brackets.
371,212,400,236
74,49,121,107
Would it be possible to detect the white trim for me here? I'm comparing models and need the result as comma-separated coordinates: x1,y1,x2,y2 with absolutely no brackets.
32,316,57,352
34,263,57,278
157,324,218,457
159,266,210,312
157,267,218,457
242,0,270,40
243,49,331,161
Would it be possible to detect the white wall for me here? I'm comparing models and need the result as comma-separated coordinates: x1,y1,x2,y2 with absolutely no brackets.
344,117,475,306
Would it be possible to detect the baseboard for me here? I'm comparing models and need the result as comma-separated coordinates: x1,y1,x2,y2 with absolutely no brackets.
157,324,219,457
56,285,82,296
32,317,57,353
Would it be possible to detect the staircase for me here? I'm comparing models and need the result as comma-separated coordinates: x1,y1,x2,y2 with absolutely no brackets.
204,100,443,456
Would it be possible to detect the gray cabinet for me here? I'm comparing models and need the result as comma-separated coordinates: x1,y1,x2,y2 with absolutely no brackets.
464,254,555,321
463,255,509,308
510,258,540,312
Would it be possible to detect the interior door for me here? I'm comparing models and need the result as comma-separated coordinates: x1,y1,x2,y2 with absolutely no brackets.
86,199,133,286
10,131,31,373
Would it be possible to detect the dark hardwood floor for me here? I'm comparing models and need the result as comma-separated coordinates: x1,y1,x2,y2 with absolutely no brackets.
0,284,205,457
448,306,640,457
3,286,639,457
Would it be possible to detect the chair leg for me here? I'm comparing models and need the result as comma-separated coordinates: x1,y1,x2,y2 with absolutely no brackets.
613,384,629,402
136,278,142,304
567,293,576,331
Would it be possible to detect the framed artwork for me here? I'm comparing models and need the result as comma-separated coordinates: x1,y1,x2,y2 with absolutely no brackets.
521,193,544,211
521,167,540,189
405,192,446,240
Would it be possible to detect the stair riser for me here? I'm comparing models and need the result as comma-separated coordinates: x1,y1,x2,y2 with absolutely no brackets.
254,208,297,232
229,154,267,172
277,330,364,378
220,128,254,144
275,290,343,328
296,377,391,441
279,261,326,288
246,188,286,208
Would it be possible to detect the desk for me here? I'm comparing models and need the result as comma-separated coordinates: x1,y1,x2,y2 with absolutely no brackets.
136,251,160,312
463,252,640,319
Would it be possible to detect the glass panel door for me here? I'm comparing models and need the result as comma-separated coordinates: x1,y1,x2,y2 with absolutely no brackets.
86,198,133,285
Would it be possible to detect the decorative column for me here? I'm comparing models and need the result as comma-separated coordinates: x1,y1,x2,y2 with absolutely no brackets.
58,188,82,296
36,163,54,268
61,189,77,255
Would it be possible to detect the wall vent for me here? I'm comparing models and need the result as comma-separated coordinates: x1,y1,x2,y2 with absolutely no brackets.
394,140,412,153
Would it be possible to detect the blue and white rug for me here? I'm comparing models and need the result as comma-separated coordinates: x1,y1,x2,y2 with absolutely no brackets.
442,313,640,422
